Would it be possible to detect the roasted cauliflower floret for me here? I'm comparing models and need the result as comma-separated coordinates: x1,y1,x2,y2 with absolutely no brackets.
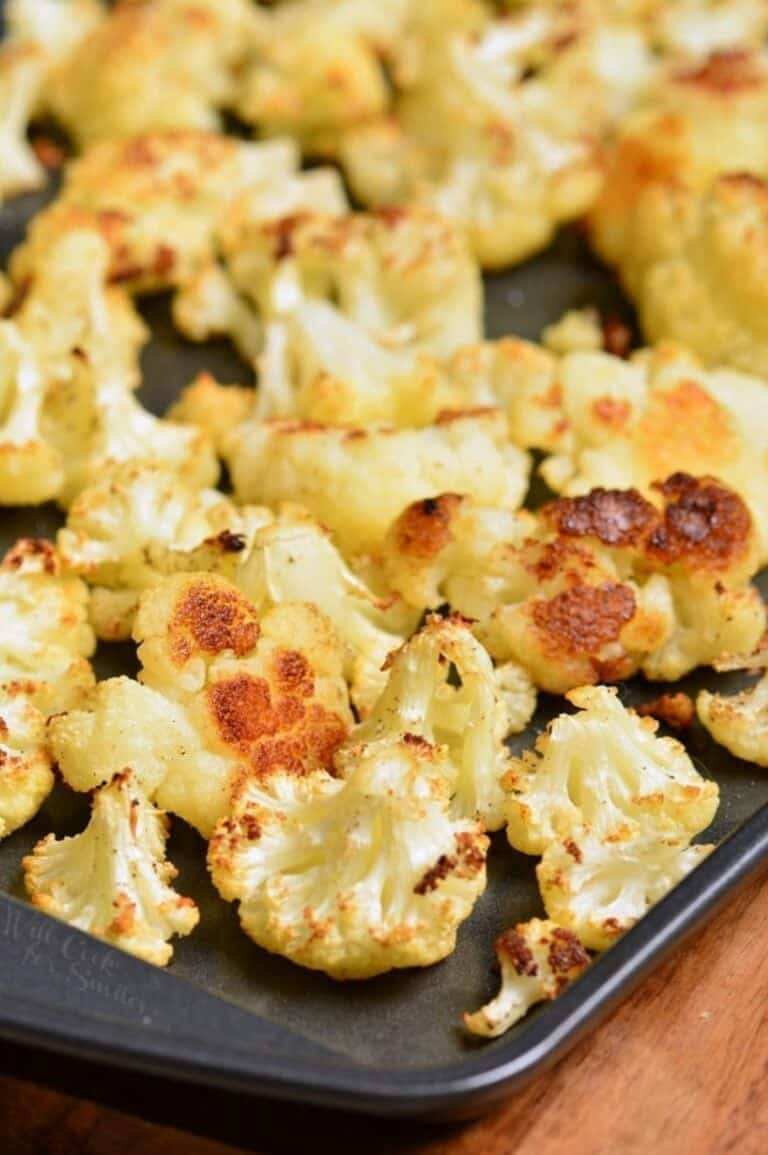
505,686,719,855
540,345,768,565
235,0,408,154
383,477,765,691
0,322,65,504
23,770,199,965
463,919,589,1038
340,4,610,267
537,827,713,951
0,694,54,840
224,410,529,555
167,373,255,452
235,508,417,716
58,464,268,640
697,674,768,767
0,538,95,713
0,44,46,203
50,575,352,837
588,49,768,371
10,133,337,294
44,0,254,146
5,0,104,61
208,735,488,979
356,614,519,829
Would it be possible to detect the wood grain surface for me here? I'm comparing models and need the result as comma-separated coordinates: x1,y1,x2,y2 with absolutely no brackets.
1,870,766,1155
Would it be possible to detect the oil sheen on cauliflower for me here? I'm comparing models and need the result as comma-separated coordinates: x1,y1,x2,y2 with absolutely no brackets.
0,694,54,840
208,735,488,979
505,686,719,855
697,674,768,767
463,918,589,1038
51,574,352,837
224,410,529,555
58,463,271,640
23,770,199,965
44,0,254,146
537,827,713,951
382,476,765,691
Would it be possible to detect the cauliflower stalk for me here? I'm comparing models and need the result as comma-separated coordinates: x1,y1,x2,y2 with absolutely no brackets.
0,45,46,203
208,734,488,979
23,771,199,965
463,919,589,1038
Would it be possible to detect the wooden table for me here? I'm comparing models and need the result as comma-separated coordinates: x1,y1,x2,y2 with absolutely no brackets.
1,871,766,1155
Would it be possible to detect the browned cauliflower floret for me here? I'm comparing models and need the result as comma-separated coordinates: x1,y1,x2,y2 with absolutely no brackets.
58,464,271,640
382,476,765,691
463,919,589,1038
235,0,409,155
51,574,352,837
208,735,488,979
167,373,255,452
588,49,768,372
697,673,768,766
9,133,342,294
224,410,529,555
540,344,768,565
0,693,54,841
0,538,95,714
23,770,199,965
537,827,713,951
44,0,254,146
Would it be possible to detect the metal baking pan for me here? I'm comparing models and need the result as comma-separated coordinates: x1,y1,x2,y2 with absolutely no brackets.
1,177,767,1123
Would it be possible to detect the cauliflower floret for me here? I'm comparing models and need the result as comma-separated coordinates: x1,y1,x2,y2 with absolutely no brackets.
44,0,254,146
235,0,409,154
0,45,46,203
235,507,417,716
537,827,713,951
0,694,54,840
355,614,517,829
6,0,104,61
463,919,589,1038
384,478,765,691
224,410,530,555
23,770,199,965
540,345,768,565
0,322,65,504
340,5,611,267
0,538,95,713
588,49,768,370
697,673,768,766
505,685,719,855
52,574,352,837
208,735,488,979
167,373,255,452
542,308,604,356
10,133,336,294
58,464,269,640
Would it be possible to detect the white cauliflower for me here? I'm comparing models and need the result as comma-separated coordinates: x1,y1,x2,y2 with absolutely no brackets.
463,918,589,1038
537,827,713,951
23,770,199,965
0,693,54,840
50,574,353,837
0,45,46,203
224,410,530,555
6,0,104,62
208,734,488,979
697,674,768,767
58,464,268,639
0,538,95,713
44,0,254,146
235,507,417,716
505,686,719,855
355,614,517,830
0,321,65,505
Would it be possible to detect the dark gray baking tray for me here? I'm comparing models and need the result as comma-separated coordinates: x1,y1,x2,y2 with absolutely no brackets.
0,177,767,1123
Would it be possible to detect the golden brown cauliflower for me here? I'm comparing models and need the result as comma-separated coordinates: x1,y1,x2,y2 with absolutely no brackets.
44,0,254,146
51,574,353,837
382,475,765,691
0,44,47,203
463,919,589,1038
0,693,54,841
208,735,488,979
23,770,199,965
697,673,768,766
224,410,529,556
540,344,768,564
588,49,768,372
